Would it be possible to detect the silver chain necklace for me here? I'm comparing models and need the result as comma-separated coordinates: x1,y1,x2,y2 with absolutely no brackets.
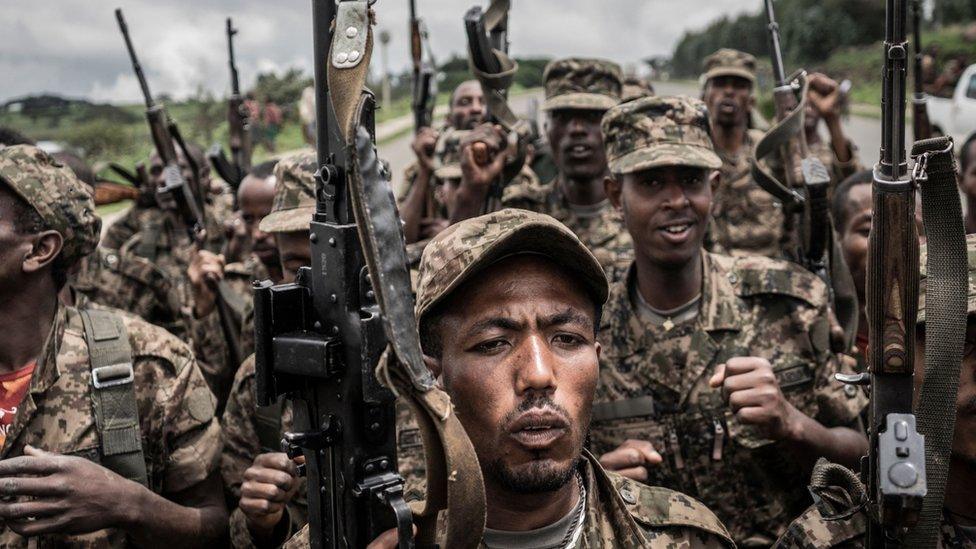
482,470,587,549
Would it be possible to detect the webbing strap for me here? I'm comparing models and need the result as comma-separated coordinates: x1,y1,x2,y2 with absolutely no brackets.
749,72,809,208
79,309,148,487
591,396,655,422
468,0,520,131
905,136,967,547
332,4,486,546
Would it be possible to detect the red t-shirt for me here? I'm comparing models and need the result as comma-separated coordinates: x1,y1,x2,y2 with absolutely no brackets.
0,362,35,448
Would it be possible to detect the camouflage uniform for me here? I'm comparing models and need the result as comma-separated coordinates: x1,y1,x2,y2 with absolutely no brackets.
592,98,868,546
702,49,788,259
772,235,976,549
71,246,185,337
0,145,222,548
503,58,633,273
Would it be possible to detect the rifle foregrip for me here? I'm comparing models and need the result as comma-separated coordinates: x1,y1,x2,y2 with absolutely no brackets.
866,177,919,376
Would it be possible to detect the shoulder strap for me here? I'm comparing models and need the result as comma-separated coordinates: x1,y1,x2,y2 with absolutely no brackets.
254,399,284,453
79,308,148,487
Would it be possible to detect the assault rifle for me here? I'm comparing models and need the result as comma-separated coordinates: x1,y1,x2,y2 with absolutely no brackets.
116,8,244,371
912,0,933,141
409,0,437,132
252,1,411,547
208,17,253,203
463,0,527,214
757,0,832,284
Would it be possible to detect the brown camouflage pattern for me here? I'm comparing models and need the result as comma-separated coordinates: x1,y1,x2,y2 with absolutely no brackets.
0,303,221,548
542,58,623,112
702,48,758,85
622,77,656,104
0,144,100,267
259,151,317,234
282,451,734,548
590,252,867,545
70,247,186,338
602,95,722,175
774,505,975,548
502,179,634,274
708,129,788,259
221,355,428,549
414,208,609,322
431,128,470,180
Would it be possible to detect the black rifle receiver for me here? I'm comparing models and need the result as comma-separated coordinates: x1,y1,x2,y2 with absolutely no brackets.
252,1,412,547
409,0,437,132
209,17,253,198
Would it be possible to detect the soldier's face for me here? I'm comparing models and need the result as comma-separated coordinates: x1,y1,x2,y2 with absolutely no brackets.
274,230,311,284
704,76,754,129
0,191,32,285
915,320,976,466
839,182,872,305
547,109,608,181
450,81,486,130
432,255,599,495
238,175,278,268
608,166,715,269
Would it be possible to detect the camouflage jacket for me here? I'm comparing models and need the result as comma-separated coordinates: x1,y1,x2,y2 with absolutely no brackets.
808,139,861,191
503,177,633,273
774,503,975,548
281,450,735,548
221,355,427,549
71,247,185,337
709,129,787,259
0,303,222,548
590,251,867,546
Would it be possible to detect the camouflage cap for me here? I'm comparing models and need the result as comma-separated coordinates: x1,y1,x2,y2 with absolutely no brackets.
701,48,758,85
259,151,317,233
602,95,722,175
918,233,976,323
415,208,609,323
621,77,656,104
542,58,623,112
0,145,100,266
432,128,470,181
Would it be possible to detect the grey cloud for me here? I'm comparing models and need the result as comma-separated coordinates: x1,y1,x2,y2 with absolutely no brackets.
1,0,756,104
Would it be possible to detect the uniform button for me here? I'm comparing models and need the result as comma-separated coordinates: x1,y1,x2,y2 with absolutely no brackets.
104,253,119,267
844,384,858,398
619,486,636,505
728,273,739,285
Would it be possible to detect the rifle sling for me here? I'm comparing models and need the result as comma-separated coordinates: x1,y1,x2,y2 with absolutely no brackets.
905,136,968,547
330,4,486,546
749,73,809,207
79,308,149,487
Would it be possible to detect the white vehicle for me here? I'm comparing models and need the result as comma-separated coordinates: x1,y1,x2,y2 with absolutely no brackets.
926,63,976,151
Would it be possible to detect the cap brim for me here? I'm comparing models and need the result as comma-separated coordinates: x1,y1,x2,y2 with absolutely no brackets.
259,207,315,233
419,221,609,320
703,68,756,84
609,143,722,175
542,93,618,112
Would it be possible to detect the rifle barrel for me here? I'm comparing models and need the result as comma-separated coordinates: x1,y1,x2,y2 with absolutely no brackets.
115,8,154,109
881,0,909,178
764,0,788,87
227,18,240,95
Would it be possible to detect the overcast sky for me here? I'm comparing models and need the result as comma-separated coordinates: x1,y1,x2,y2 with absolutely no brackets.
1,0,758,104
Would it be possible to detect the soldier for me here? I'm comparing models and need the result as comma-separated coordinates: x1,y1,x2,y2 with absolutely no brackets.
186,160,280,408
832,170,874,369
701,48,787,259
221,152,427,548
286,208,734,548
591,96,868,546
399,80,486,244
804,73,861,187
622,76,656,103
503,58,633,273
222,160,280,269
774,235,976,548
0,145,226,546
